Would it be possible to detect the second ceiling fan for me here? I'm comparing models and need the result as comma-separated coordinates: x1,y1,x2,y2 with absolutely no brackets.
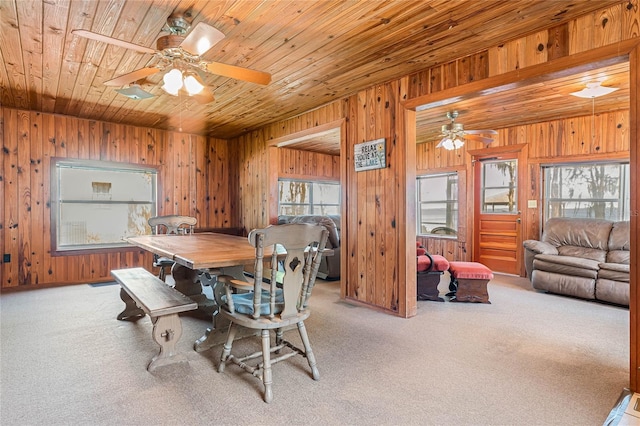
72,11,272,103
436,111,497,150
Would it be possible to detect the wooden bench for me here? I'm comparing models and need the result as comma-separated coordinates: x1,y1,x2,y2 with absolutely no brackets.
111,267,198,372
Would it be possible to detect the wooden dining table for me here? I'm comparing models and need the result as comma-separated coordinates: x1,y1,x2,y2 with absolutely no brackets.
127,231,332,352
127,232,275,351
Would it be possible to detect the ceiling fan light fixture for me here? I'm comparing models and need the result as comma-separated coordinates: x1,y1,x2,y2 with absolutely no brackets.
183,72,205,95
115,84,154,100
438,138,454,150
570,81,619,98
162,69,184,95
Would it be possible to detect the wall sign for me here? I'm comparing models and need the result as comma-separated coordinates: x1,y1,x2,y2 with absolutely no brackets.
354,138,386,171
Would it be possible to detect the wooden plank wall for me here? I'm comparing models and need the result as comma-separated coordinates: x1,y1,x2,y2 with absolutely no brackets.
230,101,344,234
230,1,639,318
342,81,410,315
277,148,339,182
0,108,232,288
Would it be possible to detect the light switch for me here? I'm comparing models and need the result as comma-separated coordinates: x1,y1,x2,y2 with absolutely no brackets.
528,200,537,208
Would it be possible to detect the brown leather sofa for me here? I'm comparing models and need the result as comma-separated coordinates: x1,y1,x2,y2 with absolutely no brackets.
523,218,630,306
278,215,341,280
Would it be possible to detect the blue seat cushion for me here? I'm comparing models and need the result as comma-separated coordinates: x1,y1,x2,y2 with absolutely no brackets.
225,289,285,315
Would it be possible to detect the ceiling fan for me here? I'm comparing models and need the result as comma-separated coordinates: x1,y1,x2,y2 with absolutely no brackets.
72,11,272,103
436,111,497,150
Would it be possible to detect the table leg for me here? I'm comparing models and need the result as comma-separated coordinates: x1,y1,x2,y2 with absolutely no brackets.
194,265,257,352
171,264,217,320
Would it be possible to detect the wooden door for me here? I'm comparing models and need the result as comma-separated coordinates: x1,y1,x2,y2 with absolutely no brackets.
473,153,522,275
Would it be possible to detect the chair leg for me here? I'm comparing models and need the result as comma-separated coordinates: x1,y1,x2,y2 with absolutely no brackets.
297,321,320,381
275,328,283,353
158,266,166,282
218,322,238,373
261,329,273,403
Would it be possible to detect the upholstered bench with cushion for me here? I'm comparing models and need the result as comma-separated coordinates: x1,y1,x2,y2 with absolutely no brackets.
417,242,450,302
448,261,493,303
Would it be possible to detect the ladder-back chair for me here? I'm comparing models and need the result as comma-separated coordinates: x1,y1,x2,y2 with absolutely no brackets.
216,223,329,403
147,215,197,281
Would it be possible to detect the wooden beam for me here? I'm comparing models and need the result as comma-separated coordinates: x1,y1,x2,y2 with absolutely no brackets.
403,38,639,111
630,42,640,392
267,119,343,147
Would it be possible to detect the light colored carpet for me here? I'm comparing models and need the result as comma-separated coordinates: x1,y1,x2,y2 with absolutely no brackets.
0,273,629,425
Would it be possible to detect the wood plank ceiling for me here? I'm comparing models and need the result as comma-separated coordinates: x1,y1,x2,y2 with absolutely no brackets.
0,0,626,154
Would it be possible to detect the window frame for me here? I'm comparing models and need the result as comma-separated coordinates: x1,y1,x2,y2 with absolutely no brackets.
416,171,459,239
50,158,159,255
277,178,340,216
542,160,630,222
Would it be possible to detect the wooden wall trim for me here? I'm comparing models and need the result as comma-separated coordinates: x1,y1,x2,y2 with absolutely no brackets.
267,119,343,147
402,107,418,317
525,151,630,165
630,42,640,393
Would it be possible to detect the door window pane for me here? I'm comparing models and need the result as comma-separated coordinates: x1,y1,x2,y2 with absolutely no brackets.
481,160,518,213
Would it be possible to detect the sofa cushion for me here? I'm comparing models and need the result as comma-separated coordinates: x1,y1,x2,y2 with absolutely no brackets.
533,255,599,279
606,221,630,264
598,263,630,282
449,261,493,280
595,278,629,306
556,245,607,263
534,254,601,271
608,221,630,251
542,217,613,251
607,250,630,265
417,254,449,273
531,270,595,299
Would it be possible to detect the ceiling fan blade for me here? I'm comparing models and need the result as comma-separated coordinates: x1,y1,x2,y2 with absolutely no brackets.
71,29,156,55
191,88,215,104
464,135,495,144
180,22,226,56
104,67,160,87
464,129,498,135
206,61,271,85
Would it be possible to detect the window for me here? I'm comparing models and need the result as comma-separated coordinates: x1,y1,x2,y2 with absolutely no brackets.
278,179,340,216
417,173,458,237
52,158,157,253
543,162,630,221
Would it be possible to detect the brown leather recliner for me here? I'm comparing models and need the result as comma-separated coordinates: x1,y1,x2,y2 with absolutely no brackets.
523,218,629,306
278,215,341,280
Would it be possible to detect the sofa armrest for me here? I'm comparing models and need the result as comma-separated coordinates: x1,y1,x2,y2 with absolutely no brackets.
523,240,558,280
523,240,558,255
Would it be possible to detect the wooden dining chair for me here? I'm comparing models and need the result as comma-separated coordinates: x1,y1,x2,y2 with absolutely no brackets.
147,215,197,281
216,223,329,403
